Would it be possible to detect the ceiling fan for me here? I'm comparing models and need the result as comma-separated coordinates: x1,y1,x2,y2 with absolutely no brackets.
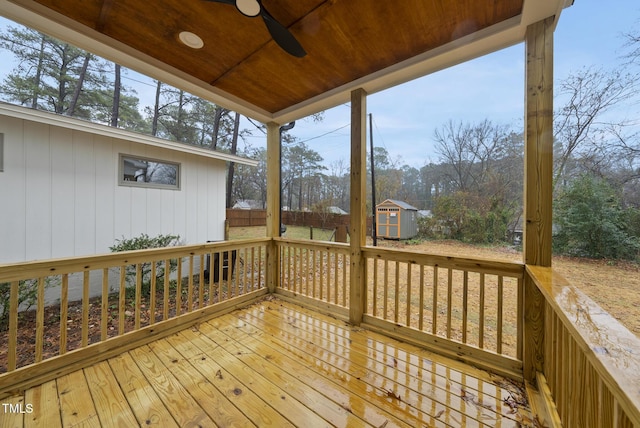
205,0,307,58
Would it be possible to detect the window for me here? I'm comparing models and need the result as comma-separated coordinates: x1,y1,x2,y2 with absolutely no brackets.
119,154,180,190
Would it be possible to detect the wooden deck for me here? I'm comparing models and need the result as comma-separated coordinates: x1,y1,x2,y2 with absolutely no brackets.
3,298,541,427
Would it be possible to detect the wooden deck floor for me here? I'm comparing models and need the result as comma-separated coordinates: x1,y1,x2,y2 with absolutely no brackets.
3,298,540,427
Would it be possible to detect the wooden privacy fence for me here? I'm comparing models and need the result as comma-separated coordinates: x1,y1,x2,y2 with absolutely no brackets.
0,239,269,375
226,209,374,234
226,209,267,227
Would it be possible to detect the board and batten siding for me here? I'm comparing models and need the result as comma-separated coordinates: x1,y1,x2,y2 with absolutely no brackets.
0,111,228,263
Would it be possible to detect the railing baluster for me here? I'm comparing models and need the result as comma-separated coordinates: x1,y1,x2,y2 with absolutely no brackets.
135,264,142,330
198,255,204,308
372,258,378,317
35,277,45,363
418,264,424,331
102,268,109,338
163,259,170,320
252,246,260,291
432,266,438,335
446,268,453,339
497,276,503,354
8,281,19,371
334,252,339,305
119,266,126,335
326,252,331,303
187,255,194,311
176,258,183,311
149,260,158,325
394,261,400,324
406,262,412,327
516,277,523,361
82,271,90,347
462,271,468,344
208,254,215,305
383,259,389,320
243,248,249,295
233,250,240,297
478,273,485,349
60,274,69,354
311,249,317,298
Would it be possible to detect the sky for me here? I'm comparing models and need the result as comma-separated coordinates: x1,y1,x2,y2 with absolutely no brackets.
0,0,639,168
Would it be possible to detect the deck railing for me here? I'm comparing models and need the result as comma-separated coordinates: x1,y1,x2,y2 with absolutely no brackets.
3,236,640,426
0,239,268,376
526,265,640,427
276,239,351,317
273,240,524,378
361,246,524,378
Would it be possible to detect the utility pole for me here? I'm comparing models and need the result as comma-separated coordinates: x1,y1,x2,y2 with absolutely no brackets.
369,113,377,246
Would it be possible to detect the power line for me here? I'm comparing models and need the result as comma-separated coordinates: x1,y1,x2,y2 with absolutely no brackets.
296,122,350,144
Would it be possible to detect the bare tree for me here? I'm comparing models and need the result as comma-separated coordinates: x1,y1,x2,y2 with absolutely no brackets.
434,119,510,193
553,67,637,189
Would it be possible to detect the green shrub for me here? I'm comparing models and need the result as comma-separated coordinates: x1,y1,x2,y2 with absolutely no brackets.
109,233,181,297
553,175,640,260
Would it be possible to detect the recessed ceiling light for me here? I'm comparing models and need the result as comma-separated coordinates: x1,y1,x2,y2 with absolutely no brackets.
178,31,204,49
235,0,261,17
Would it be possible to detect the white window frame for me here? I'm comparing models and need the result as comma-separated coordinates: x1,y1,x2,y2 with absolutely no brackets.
118,153,181,190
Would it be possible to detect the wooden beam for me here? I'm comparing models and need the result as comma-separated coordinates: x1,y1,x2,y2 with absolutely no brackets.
523,16,554,385
524,17,554,267
349,88,367,325
266,122,280,293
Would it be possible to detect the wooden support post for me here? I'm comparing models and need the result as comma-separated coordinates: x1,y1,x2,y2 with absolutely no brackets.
523,17,554,384
524,17,554,268
349,88,367,325
266,122,280,294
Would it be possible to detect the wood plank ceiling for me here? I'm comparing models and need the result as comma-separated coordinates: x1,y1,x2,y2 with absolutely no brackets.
1,0,571,123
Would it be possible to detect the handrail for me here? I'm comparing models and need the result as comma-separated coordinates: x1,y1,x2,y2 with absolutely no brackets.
527,265,640,427
0,238,270,282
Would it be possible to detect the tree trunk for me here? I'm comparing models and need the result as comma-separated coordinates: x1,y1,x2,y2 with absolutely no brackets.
66,52,91,116
225,112,241,208
210,106,227,150
151,80,161,136
31,36,46,109
111,63,121,127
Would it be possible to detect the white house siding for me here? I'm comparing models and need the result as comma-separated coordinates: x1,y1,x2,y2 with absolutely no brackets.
0,113,227,263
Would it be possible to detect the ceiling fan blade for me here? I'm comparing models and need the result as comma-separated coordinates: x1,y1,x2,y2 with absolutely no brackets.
260,5,307,58
204,0,306,58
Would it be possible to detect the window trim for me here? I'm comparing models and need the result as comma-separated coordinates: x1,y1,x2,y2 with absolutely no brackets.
118,153,181,190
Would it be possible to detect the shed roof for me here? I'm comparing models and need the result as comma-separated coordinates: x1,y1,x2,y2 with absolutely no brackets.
0,0,573,125
377,199,419,211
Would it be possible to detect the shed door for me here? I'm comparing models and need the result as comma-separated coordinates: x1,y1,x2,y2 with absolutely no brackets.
377,207,400,238
377,210,388,237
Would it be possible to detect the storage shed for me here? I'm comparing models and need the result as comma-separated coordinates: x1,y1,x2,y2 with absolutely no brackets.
376,199,418,240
